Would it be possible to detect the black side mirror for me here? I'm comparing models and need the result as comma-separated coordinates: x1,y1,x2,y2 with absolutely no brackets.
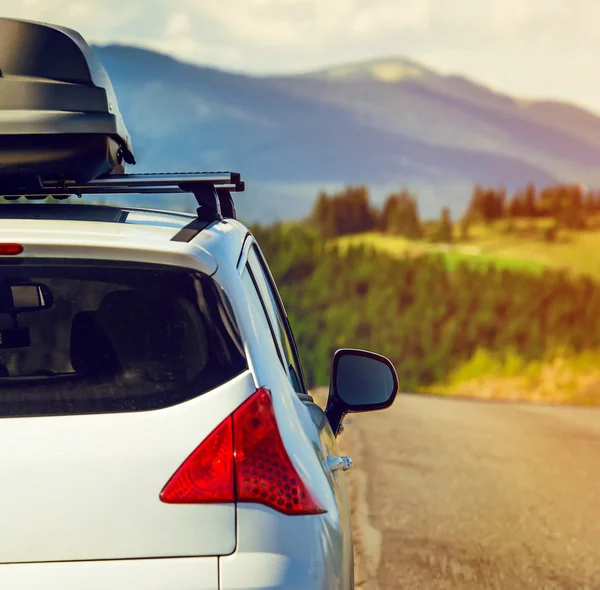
325,348,399,436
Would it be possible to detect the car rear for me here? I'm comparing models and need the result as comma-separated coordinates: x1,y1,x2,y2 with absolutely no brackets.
0,221,250,586
0,218,344,590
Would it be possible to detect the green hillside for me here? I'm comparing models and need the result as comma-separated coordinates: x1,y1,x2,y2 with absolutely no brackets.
252,221,600,402
251,182,600,406
332,221,600,404
336,218,600,279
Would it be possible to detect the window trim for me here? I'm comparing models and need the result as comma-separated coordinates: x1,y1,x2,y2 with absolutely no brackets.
237,233,254,275
246,243,309,396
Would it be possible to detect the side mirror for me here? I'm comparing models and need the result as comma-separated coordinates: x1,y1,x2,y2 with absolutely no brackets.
325,348,399,436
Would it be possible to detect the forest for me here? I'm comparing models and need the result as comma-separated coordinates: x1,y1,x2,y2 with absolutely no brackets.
251,182,600,391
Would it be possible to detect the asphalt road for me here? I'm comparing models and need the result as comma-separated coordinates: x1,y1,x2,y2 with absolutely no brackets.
346,394,600,589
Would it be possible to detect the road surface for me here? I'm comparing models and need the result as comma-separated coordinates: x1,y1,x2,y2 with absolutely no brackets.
340,394,600,589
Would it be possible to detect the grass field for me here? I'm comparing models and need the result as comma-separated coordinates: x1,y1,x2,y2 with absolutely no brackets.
420,348,600,406
335,218,600,278
336,231,547,273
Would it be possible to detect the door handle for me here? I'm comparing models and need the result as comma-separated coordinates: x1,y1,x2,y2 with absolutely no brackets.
325,456,353,473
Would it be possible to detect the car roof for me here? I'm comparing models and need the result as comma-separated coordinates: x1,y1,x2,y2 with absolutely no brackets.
0,203,250,273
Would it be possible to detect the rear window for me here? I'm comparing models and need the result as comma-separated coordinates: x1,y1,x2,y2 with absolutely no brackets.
0,260,247,417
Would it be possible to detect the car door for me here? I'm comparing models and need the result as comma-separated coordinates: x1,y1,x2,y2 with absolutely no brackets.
245,241,355,587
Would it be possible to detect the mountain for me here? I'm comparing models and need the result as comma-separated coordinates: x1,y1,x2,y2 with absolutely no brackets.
94,46,600,222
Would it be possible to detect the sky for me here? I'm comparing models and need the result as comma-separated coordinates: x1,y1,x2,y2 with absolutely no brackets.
2,0,600,113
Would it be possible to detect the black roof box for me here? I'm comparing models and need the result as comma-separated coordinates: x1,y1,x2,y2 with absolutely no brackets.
0,18,135,192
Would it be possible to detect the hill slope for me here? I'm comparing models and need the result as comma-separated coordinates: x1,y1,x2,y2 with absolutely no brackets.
94,47,600,221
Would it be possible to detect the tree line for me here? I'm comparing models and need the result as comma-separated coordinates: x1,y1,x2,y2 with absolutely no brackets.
464,183,600,228
312,182,600,241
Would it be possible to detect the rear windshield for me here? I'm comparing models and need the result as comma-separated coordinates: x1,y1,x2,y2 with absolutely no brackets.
0,260,247,418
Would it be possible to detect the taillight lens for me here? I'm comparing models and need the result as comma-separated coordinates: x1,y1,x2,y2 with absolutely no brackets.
160,388,326,516
235,388,325,515
160,417,234,504
0,243,23,256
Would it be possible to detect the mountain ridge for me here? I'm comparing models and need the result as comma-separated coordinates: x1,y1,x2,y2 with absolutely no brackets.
97,44,600,116
92,44,600,222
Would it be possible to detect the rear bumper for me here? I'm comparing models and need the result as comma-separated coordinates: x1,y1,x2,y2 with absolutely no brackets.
0,554,336,590
0,557,218,590
220,552,330,590
0,505,347,590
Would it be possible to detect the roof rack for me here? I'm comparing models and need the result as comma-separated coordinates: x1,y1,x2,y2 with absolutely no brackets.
0,171,245,221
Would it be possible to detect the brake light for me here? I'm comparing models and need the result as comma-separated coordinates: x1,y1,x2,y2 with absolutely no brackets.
160,388,325,516
0,243,23,256
234,388,325,514
160,417,234,504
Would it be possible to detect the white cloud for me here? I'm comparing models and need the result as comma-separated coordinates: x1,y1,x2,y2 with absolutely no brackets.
165,13,190,37
3,0,144,37
2,0,600,110
67,2,92,21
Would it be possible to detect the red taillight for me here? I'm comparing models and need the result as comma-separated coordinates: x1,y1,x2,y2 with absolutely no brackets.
0,243,23,256
160,388,326,516
160,417,234,504
235,388,325,515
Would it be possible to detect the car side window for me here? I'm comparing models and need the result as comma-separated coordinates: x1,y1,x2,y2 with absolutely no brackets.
246,245,306,395
240,268,286,371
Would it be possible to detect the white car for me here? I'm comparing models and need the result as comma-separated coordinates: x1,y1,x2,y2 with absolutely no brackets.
0,173,398,589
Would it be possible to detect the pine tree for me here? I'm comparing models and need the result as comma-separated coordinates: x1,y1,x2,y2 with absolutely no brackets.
381,189,423,239
433,207,453,243
524,183,537,217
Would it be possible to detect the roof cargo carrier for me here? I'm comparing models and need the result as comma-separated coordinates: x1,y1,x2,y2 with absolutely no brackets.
0,18,135,193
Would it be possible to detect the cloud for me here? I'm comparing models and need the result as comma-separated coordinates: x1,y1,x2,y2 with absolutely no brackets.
2,0,593,66
2,0,600,110
165,13,190,37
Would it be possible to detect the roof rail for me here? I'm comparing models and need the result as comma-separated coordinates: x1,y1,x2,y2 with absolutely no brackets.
0,171,244,221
